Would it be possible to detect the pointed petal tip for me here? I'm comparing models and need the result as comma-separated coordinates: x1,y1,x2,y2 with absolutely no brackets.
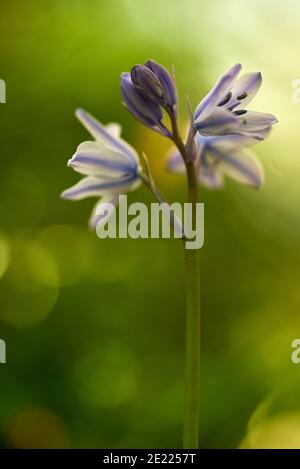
231,63,242,75
144,58,154,65
251,178,263,190
120,71,130,81
144,59,161,70
75,108,88,122
264,114,278,127
250,170,264,189
60,190,69,200
249,165,264,190
131,63,143,71
251,71,262,86
250,132,266,141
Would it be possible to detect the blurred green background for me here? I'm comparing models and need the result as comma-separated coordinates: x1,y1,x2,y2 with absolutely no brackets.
0,0,300,449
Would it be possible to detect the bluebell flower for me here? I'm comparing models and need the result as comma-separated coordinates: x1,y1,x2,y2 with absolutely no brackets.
194,64,277,136
121,60,177,136
61,109,142,228
167,132,268,189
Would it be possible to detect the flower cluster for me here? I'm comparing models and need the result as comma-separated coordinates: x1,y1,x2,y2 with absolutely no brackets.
62,60,277,226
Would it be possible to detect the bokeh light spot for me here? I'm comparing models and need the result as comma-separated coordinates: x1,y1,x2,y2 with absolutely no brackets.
0,237,59,327
7,407,70,449
5,238,59,290
241,412,300,449
0,233,10,279
74,342,138,408
36,225,93,286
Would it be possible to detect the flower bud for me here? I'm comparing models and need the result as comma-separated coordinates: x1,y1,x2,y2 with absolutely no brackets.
121,72,171,137
129,60,177,115
131,65,164,104
144,60,177,114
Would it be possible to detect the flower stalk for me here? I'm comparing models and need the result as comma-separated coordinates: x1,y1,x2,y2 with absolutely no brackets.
183,160,200,449
183,237,200,448
168,109,201,448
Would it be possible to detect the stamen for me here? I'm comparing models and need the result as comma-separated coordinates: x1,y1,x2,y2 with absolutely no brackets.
218,92,232,107
237,92,247,100
233,110,247,116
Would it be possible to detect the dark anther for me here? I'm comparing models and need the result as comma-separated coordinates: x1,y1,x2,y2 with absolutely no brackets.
218,92,232,107
233,109,247,116
237,92,247,100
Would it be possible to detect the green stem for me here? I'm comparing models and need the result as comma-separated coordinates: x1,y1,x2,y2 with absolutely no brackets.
183,162,200,449
168,112,200,448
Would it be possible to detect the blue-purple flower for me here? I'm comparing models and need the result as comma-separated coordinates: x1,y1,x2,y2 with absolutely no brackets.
194,64,277,137
121,60,177,136
131,60,177,112
167,132,267,189
61,109,142,228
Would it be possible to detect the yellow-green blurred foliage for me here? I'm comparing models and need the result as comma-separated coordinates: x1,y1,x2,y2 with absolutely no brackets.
0,0,300,448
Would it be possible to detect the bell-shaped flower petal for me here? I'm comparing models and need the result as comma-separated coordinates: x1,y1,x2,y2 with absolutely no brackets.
196,107,241,135
197,133,263,152
61,174,141,201
198,167,224,189
215,149,264,188
199,141,262,190
167,127,267,190
225,72,262,110
235,110,278,132
75,109,138,162
67,141,137,177
194,63,241,121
